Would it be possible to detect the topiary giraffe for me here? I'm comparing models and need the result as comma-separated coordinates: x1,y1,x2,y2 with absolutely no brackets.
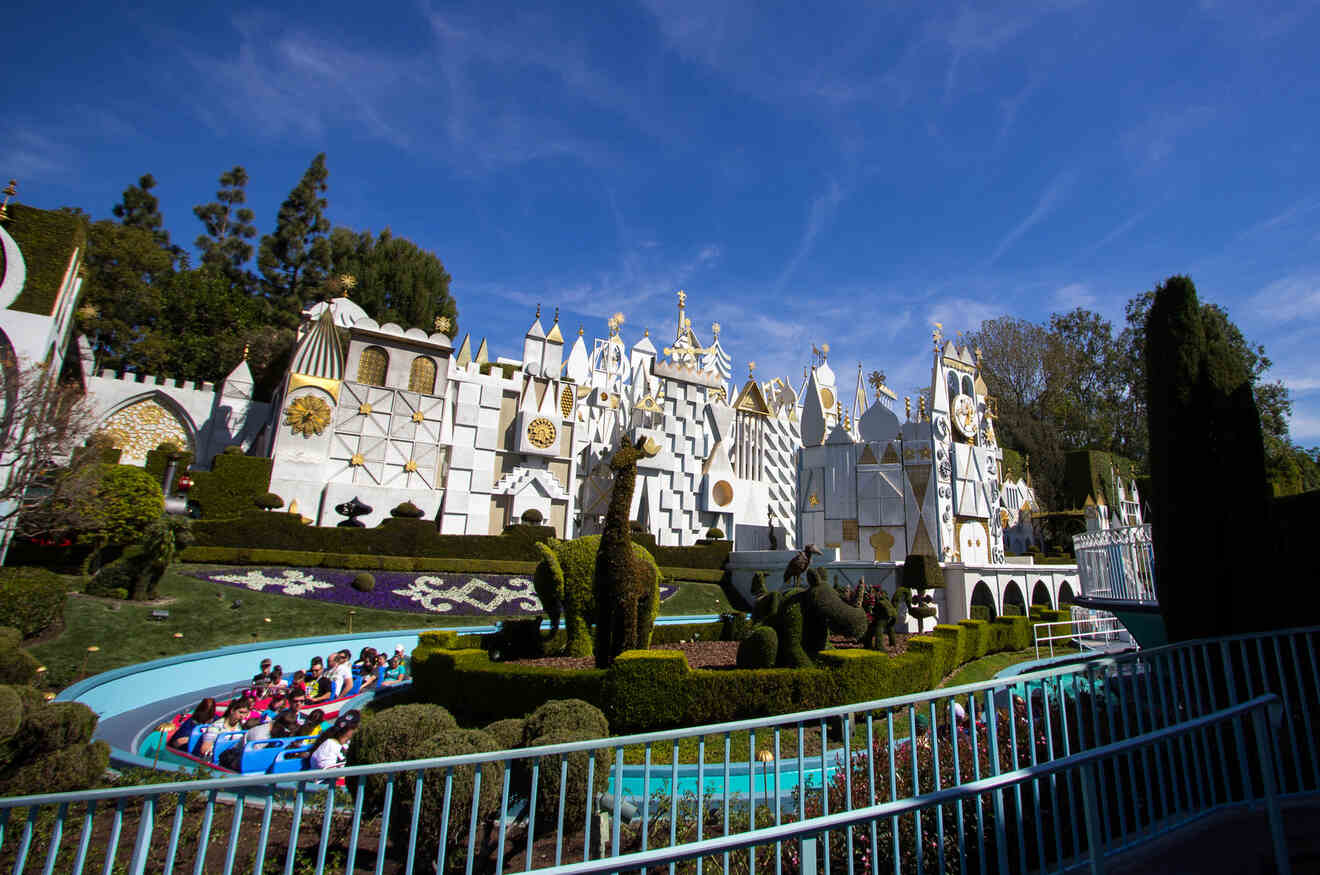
593,434,662,668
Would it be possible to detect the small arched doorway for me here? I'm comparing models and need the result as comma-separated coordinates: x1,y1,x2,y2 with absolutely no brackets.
1058,581,1075,606
1031,580,1053,609
970,580,997,621
1002,581,1027,616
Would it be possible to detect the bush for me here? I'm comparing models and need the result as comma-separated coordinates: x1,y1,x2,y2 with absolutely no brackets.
736,626,778,669
405,729,505,867
222,445,245,455
705,527,725,539
483,718,525,751
187,453,274,519
524,729,606,836
0,686,23,740
347,703,459,809
390,501,426,519
489,619,544,661
901,553,945,591
0,567,67,638
0,629,40,686
522,699,609,745
351,573,376,592
86,553,139,598
253,492,284,510
87,465,165,546
0,740,110,797
519,508,544,525
719,612,750,641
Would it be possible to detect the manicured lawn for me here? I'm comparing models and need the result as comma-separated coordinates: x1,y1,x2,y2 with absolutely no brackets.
938,646,1078,691
29,566,729,691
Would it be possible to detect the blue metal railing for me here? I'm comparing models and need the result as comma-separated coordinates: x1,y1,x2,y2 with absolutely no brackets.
2,625,1316,874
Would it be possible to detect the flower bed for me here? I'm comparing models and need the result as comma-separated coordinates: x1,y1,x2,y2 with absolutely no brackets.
188,567,675,617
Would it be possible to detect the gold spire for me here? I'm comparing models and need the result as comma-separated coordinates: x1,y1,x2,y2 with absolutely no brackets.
933,321,944,349
578,324,584,336
242,342,250,361
0,179,16,221
535,303,541,320
748,360,756,379
904,396,911,420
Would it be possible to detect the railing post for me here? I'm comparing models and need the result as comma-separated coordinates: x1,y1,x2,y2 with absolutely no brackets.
1079,761,1106,874
128,796,155,875
1249,706,1292,875
800,836,817,875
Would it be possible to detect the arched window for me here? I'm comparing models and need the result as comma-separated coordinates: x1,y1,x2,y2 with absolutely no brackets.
408,356,437,394
961,374,974,398
946,372,960,404
357,346,389,387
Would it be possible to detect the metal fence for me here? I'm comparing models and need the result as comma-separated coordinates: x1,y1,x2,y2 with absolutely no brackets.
1032,616,1132,659
1,625,1316,874
1072,524,1157,603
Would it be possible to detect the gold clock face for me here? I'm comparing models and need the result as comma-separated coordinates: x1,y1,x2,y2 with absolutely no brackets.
951,394,977,438
528,417,558,449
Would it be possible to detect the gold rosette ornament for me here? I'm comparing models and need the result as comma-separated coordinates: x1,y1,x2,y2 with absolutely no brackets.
285,395,332,436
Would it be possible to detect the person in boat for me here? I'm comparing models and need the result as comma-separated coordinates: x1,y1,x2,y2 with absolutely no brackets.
309,711,360,770
169,698,217,750
198,696,253,759
306,659,334,703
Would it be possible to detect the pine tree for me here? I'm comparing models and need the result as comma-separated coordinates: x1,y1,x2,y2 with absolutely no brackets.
112,174,168,247
258,153,331,325
328,225,458,333
194,166,258,290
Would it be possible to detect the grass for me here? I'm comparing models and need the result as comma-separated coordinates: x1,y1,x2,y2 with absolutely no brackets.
28,566,731,690
938,645,1078,691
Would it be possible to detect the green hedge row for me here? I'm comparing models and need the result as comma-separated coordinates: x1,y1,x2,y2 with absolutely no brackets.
4,204,87,316
0,568,69,639
188,454,274,519
413,615,1036,732
179,542,726,584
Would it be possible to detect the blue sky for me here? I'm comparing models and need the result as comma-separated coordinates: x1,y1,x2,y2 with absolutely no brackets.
4,0,1319,442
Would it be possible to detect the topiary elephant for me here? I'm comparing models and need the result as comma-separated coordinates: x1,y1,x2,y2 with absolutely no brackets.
533,536,662,658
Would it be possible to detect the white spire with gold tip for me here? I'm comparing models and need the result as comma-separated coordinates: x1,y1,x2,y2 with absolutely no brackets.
801,368,828,448
523,305,547,376
565,325,591,384
851,362,867,434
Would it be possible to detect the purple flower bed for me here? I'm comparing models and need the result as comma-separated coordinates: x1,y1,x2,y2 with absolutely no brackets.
188,567,677,617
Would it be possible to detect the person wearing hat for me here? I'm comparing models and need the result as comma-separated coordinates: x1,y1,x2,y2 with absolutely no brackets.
394,644,409,675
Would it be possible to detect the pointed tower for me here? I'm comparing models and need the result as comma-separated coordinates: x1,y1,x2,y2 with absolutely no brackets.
221,349,255,401
851,362,867,438
701,322,733,396
542,307,564,377
522,306,546,376
630,329,657,378
801,368,828,448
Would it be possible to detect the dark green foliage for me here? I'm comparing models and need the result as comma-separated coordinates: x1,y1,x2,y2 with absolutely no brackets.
4,204,88,315
187,453,274,519
522,699,610,744
534,539,588,656
0,629,41,687
143,445,195,487
1060,450,1141,509
0,568,67,638
405,729,504,867
524,729,605,836
719,612,750,641
8,702,97,759
390,501,426,519
328,226,457,334
740,569,868,668
112,173,171,250
87,515,192,600
351,572,375,592
87,465,165,546
253,492,284,510
736,626,778,669
0,741,110,797
603,651,688,732
652,540,732,570
411,647,606,726
346,703,458,809
1145,276,1276,639
750,571,767,597
862,585,901,649
900,553,945,591
194,166,257,288
0,687,22,741
801,568,869,651
222,445,245,455
489,619,545,661
85,553,139,597
259,153,332,326
705,527,725,539
482,718,525,751
594,436,662,668
970,605,991,621
519,508,544,524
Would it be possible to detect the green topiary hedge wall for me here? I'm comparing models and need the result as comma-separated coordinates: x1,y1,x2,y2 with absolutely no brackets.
412,616,1035,732
0,568,68,638
4,204,87,316
187,454,274,519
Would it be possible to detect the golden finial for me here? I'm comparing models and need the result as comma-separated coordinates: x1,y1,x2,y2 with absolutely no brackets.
553,307,559,323
711,322,720,336
904,396,911,420
242,342,250,361
748,360,756,378
821,342,830,358
868,370,885,391
933,322,944,349
918,395,926,420
578,324,584,336
433,315,452,333
677,289,687,308
0,179,15,221
535,303,541,320
644,327,650,337
607,312,625,335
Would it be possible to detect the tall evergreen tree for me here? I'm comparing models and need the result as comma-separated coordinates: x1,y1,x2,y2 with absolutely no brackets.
328,226,458,334
194,166,258,289
258,154,331,325
111,174,168,247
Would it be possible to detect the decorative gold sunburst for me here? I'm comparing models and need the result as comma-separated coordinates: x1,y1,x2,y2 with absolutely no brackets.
359,403,373,415
528,417,557,449
404,459,419,473
411,410,426,423
349,453,365,467
285,396,331,436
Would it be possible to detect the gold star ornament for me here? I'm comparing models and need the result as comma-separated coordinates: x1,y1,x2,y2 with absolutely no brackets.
284,396,332,436
349,453,365,467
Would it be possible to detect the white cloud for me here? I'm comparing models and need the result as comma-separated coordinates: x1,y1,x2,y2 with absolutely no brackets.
1281,376,1320,393
1249,274,1320,322
773,181,845,295
1289,411,1320,443
0,129,73,181
1053,283,1097,310
988,170,1077,264
1122,105,1217,170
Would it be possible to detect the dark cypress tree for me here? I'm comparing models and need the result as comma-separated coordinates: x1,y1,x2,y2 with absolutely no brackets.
194,166,258,291
257,154,331,325
112,174,168,247
1145,276,1272,641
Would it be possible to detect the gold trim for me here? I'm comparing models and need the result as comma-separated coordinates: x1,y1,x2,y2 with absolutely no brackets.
404,459,418,473
411,410,426,423
359,403,373,415
349,452,364,467
288,373,342,402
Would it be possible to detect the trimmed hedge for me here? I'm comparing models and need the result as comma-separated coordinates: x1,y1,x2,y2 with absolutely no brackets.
0,568,68,638
187,454,274,519
413,616,1035,732
4,203,87,316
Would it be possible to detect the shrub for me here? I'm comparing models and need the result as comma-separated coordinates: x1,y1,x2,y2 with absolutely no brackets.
85,515,191,601
86,465,165,546
86,552,139,598
483,718,525,751
519,508,544,525
901,553,945,591
347,703,459,808
524,729,606,836
604,651,688,733
970,605,991,622
705,527,725,539
0,568,67,638
719,612,750,641
736,626,778,669
489,619,544,661
352,573,376,592
0,629,40,686
750,571,767,597
253,492,284,511
222,445,245,455
390,501,426,519
0,740,110,797
187,454,274,519
405,729,504,866
522,699,610,745
0,687,22,740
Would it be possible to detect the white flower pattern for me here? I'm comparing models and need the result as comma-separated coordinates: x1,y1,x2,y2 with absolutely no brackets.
209,569,336,596
391,576,543,614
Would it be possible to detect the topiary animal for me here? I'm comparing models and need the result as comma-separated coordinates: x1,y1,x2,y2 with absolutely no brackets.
592,435,662,668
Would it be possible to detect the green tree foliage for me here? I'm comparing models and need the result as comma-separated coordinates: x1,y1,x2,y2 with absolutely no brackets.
76,221,174,373
111,174,172,252
329,226,458,334
258,153,331,325
194,166,258,290
82,465,165,547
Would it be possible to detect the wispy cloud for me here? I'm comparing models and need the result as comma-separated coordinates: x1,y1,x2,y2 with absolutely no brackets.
773,180,845,295
1122,105,1217,170
0,128,75,182
1249,274,1320,321
1053,283,1097,310
988,170,1077,264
